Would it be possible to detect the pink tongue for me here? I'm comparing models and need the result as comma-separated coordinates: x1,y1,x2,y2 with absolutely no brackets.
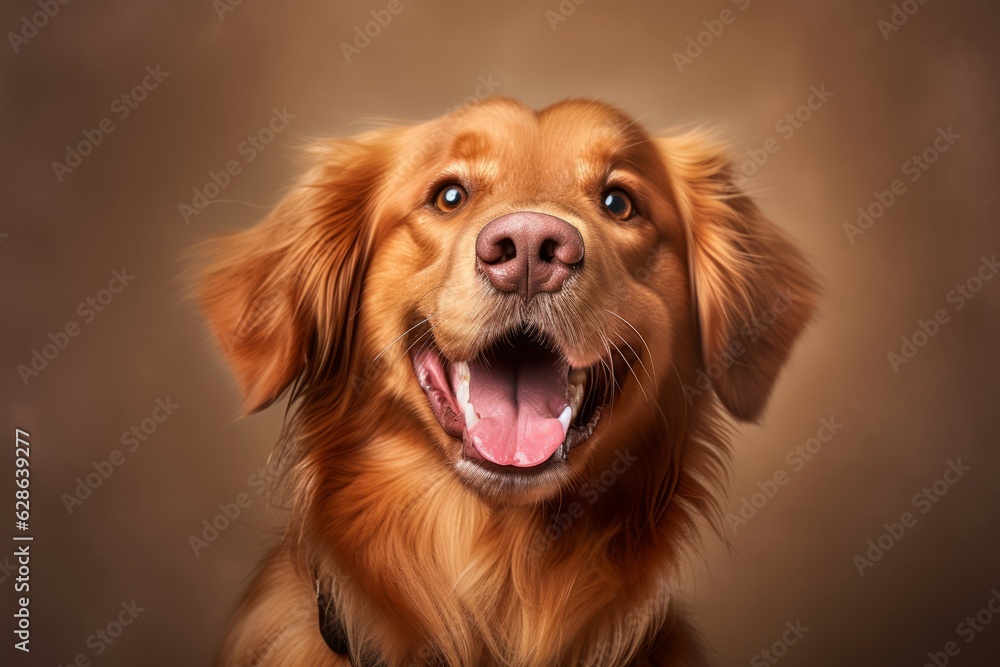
466,355,569,467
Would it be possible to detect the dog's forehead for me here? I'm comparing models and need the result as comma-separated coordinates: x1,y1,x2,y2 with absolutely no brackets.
442,100,646,160
537,101,647,156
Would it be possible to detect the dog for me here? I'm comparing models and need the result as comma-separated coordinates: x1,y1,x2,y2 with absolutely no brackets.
197,97,817,666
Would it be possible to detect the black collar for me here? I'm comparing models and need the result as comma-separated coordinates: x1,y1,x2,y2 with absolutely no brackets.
316,579,385,667
317,577,449,666
316,581,350,656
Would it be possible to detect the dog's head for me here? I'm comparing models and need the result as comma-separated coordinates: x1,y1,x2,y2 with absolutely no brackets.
199,98,816,505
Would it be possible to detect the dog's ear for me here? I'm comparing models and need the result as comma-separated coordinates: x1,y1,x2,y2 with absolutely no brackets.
196,131,398,414
657,132,818,422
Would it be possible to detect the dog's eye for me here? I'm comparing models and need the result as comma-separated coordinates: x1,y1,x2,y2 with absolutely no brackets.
602,189,635,221
433,184,468,212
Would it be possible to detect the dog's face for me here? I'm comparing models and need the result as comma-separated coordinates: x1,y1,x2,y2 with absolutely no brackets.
364,102,693,502
199,98,815,505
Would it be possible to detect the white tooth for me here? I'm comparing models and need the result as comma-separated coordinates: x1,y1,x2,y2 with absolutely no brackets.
455,361,470,382
557,405,572,437
464,402,479,428
456,378,470,411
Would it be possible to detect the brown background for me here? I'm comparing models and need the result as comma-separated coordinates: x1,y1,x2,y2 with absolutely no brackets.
3,0,999,665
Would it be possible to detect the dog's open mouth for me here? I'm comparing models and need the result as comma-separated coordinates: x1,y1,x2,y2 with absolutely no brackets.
412,328,628,469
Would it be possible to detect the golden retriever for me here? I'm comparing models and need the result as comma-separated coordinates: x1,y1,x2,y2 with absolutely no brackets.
198,97,817,666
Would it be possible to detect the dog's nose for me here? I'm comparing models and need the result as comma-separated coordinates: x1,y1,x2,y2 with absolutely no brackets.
476,212,584,300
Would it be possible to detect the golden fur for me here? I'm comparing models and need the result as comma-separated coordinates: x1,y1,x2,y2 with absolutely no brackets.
198,98,817,666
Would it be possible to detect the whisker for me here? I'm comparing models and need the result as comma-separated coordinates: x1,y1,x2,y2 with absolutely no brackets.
614,106,663,137
603,309,657,380
588,318,621,424
371,317,430,365
611,339,650,404
401,326,434,359
612,331,655,393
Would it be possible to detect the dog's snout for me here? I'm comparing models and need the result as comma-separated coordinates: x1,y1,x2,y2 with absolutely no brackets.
475,212,584,300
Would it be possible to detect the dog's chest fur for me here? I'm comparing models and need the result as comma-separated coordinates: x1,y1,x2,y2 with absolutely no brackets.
317,470,673,667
